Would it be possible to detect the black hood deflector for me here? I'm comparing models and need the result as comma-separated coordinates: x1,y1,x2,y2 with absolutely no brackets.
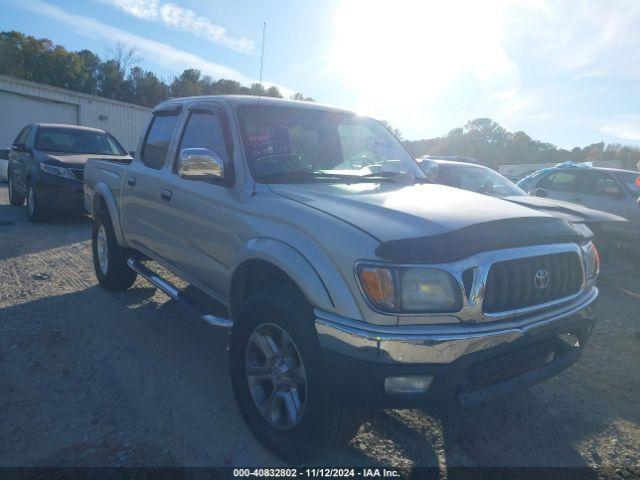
375,217,589,264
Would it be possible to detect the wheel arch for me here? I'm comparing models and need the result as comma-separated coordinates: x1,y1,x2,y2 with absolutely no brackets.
91,183,126,246
229,238,336,320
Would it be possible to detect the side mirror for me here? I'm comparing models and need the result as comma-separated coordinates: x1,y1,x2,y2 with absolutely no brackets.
533,188,549,198
178,148,224,181
129,150,136,157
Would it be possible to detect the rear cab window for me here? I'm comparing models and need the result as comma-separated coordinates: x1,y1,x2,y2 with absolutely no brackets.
141,113,180,169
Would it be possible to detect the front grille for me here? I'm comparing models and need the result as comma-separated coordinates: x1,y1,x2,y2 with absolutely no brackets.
483,252,582,314
69,168,84,180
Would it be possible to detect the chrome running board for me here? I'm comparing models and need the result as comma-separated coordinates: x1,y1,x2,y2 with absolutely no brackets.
126,257,233,329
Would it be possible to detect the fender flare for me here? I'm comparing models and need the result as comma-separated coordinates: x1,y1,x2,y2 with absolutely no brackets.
231,237,337,314
91,182,127,246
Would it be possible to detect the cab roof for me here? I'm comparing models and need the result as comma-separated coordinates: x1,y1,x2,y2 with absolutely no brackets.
153,95,354,115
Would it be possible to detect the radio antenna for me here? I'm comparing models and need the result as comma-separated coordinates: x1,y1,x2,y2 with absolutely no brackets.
258,21,266,101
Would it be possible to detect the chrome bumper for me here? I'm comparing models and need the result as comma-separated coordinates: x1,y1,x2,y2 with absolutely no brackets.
315,287,598,364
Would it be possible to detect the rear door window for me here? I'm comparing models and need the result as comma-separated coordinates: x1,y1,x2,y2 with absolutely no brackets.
537,171,580,192
141,114,179,169
580,171,621,196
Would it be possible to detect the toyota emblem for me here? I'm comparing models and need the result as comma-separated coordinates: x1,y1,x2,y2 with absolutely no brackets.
534,269,550,289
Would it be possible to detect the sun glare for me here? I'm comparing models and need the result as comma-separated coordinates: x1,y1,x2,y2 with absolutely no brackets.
330,0,517,118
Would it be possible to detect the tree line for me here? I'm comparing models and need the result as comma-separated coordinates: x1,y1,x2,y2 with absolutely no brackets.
404,118,640,169
0,31,315,107
2,31,638,168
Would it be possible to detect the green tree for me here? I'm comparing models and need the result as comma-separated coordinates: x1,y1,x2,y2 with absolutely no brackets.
0,30,316,108
169,69,204,97
124,67,167,107
404,118,640,167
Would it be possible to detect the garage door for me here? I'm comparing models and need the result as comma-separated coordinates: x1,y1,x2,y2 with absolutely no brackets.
0,90,78,147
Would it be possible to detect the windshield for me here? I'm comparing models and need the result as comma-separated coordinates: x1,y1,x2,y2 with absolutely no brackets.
615,171,640,197
35,128,126,155
436,163,526,197
238,105,424,183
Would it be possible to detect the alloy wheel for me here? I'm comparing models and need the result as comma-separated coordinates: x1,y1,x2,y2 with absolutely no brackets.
245,323,307,430
96,224,109,274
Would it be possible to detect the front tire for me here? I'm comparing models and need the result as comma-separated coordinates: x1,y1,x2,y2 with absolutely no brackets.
26,181,47,222
230,286,363,463
92,211,137,290
8,173,25,207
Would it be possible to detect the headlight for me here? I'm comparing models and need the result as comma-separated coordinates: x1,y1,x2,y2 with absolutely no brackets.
356,264,462,313
581,241,600,281
40,163,75,179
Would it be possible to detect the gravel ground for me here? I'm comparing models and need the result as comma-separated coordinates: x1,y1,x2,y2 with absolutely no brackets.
1,182,639,470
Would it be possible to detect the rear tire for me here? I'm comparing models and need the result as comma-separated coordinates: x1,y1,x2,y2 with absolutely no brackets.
26,181,47,222
8,173,25,207
92,211,137,290
230,286,363,464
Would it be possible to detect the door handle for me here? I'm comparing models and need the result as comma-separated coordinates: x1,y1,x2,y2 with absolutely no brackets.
127,177,136,187
160,188,172,201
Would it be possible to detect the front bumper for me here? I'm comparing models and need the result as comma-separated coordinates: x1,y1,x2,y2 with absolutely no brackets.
316,287,597,410
35,174,85,212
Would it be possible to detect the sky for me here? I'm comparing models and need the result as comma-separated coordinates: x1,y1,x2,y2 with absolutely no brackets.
2,0,640,148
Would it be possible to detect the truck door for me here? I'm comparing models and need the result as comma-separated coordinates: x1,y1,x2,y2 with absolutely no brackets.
155,102,238,300
120,106,181,261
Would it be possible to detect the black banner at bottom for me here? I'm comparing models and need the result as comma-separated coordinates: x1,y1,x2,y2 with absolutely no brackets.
0,467,638,480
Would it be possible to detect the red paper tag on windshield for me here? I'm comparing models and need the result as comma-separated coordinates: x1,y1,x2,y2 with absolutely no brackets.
636,176,640,187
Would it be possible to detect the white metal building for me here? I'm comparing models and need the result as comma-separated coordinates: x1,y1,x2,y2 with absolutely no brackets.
0,74,151,151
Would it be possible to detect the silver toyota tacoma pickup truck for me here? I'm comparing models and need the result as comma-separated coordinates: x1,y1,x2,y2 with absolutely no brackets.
84,95,599,461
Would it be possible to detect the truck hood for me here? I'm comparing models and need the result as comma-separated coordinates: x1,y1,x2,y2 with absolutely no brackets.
269,182,559,242
270,183,587,263
502,195,627,224
39,153,132,166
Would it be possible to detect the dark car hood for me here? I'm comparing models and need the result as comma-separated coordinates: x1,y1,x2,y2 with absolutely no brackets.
268,183,589,264
502,195,627,224
39,152,132,166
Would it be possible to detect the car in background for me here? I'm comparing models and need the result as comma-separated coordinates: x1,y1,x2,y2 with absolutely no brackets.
0,148,9,180
7,124,131,222
516,164,640,260
418,158,630,262
517,164,640,218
